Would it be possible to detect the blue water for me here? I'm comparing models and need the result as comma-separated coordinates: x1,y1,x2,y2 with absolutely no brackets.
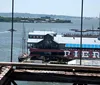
0,18,99,85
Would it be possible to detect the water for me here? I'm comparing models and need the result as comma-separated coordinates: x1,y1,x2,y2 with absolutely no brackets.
0,18,99,85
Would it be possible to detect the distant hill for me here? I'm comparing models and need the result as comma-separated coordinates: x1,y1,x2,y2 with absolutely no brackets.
0,13,81,19
0,13,94,21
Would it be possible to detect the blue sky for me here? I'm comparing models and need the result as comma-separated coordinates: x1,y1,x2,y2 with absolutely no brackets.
0,0,100,17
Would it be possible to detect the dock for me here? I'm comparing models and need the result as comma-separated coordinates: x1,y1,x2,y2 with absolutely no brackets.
0,62,100,85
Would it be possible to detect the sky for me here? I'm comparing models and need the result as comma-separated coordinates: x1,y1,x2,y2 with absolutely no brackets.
0,0,100,17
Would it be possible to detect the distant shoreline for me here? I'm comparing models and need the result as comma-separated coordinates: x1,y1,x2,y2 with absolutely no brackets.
0,13,95,19
0,16,72,23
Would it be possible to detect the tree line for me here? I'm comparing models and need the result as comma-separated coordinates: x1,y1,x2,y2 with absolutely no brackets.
0,16,72,23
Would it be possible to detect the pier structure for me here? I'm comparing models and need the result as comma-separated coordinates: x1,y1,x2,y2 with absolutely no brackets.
0,62,100,85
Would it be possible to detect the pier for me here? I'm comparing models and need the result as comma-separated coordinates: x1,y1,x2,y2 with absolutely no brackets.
1,0,100,85
0,62,100,85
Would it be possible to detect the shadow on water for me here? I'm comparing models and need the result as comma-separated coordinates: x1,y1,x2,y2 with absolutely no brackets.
16,81,73,85
16,81,100,85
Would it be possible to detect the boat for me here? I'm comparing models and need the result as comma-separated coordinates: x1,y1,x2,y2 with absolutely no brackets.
7,29,17,32
18,23,29,62
18,29,100,63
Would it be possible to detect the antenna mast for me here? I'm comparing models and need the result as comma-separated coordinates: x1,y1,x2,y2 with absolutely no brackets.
11,0,14,62
98,13,100,35
80,0,84,65
22,23,26,54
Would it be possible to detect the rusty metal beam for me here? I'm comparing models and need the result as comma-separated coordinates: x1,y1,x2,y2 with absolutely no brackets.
0,66,13,85
10,70,100,84
0,62,100,72
0,65,100,84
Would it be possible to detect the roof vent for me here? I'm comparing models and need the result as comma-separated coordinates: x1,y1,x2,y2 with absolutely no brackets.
94,40,96,42
73,37,75,39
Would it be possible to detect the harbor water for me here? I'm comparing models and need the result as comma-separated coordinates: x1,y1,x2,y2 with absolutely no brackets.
0,18,99,85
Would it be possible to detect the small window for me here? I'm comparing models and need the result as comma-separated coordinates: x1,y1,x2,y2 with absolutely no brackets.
29,35,33,38
34,36,36,38
33,36,35,38
40,36,43,38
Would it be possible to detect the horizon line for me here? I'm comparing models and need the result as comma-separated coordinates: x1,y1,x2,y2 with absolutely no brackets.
0,12,96,18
